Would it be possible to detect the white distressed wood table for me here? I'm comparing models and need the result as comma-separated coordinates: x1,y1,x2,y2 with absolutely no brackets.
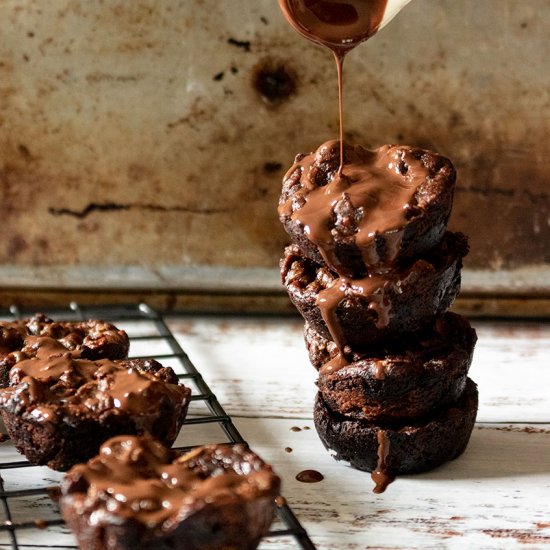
166,314,550,549
0,312,548,549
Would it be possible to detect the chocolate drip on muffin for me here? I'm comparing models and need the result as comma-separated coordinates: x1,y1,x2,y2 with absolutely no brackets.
372,430,394,494
60,436,281,550
282,232,467,353
0,346,191,470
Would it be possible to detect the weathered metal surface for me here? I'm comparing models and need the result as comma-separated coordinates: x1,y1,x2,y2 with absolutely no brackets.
0,0,548,297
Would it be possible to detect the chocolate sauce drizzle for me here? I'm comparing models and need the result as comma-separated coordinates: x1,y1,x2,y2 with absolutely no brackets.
278,0,388,172
279,142,429,276
371,429,395,493
63,438,279,527
0,337,189,434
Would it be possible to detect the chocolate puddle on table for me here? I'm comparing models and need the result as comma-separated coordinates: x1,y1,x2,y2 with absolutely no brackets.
296,469,325,483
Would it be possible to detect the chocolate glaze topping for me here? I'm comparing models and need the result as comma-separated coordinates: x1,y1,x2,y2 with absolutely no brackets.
16,314,128,358
279,141,433,275
0,341,190,428
371,429,395,493
62,437,280,528
0,314,130,387
20,335,77,360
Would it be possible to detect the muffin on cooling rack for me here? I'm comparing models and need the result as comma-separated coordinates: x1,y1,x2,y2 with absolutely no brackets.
0,314,130,387
0,349,191,471
60,435,281,550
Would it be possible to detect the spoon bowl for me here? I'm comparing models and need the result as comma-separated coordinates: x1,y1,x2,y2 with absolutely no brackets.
278,0,412,51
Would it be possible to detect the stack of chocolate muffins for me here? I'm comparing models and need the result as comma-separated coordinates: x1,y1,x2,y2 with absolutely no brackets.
279,140,478,492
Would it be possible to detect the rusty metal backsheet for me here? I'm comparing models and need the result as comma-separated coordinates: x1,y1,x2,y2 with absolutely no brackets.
0,0,548,297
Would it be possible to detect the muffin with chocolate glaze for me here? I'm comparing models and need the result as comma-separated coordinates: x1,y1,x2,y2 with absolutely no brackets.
282,231,468,351
60,435,281,550
314,378,478,478
0,345,191,470
279,140,456,277
311,313,477,423
0,314,130,387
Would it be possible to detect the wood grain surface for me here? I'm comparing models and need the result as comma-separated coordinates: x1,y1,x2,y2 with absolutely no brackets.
0,314,548,549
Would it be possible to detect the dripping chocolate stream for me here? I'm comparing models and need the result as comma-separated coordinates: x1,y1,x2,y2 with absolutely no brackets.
371,429,395,493
335,51,345,175
278,0,388,173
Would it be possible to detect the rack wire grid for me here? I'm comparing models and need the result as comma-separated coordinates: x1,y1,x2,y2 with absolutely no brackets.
0,302,316,550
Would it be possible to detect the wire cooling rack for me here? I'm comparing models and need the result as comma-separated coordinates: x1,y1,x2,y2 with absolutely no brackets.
0,303,316,550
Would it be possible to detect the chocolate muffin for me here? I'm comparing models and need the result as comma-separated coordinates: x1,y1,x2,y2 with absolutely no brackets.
314,378,478,477
60,436,281,550
0,348,191,470
311,313,477,423
0,314,130,387
282,231,468,351
278,140,456,277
